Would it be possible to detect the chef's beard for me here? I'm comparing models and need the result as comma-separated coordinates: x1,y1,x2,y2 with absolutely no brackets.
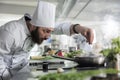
30,27,44,45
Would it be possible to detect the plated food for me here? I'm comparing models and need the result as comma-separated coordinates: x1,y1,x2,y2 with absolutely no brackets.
30,56,54,60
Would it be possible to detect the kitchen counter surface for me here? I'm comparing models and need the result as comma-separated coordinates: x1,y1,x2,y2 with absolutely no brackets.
27,58,120,80
27,58,78,80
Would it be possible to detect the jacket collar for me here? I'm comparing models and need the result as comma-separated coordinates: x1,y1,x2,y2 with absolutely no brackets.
18,17,30,36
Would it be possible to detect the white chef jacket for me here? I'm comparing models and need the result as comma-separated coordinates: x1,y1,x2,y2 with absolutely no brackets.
0,17,72,80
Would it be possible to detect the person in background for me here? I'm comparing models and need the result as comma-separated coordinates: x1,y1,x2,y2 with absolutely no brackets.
0,1,94,80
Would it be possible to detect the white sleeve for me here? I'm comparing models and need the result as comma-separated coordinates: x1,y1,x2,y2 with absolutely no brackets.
0,30,14,54
0,51,28,80
0,28,29,80
53,22,72,36
0,30,14,80
0,56,12,80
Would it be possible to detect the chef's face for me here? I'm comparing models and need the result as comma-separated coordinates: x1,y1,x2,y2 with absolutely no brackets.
31,26,54,44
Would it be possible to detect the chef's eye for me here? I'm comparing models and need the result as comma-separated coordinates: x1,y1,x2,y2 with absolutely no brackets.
43,29,51,33
46,30,51,33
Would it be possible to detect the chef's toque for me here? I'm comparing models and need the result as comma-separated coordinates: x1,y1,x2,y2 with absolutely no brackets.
31,1,56,28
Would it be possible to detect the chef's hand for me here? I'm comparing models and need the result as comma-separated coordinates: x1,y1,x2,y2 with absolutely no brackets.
81,27,94,44
71,24,94,44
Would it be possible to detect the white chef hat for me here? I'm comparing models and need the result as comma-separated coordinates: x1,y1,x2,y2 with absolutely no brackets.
31,1,56,28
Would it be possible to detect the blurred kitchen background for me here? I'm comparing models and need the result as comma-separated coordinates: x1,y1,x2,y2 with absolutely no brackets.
0,0,120,56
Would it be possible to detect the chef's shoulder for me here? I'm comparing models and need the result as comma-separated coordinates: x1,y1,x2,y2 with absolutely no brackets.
54,22,72,35
55,22,72,28
0,19,23,34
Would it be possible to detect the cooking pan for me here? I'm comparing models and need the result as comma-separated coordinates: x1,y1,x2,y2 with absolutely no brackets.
52,55,105,67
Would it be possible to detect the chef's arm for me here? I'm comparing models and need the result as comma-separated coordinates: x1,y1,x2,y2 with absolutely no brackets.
0,53,28,80
0,57,12,80
0,30,14,80
54,23,94,44
0,30,28,80
70,24,94,44
0,31,12,80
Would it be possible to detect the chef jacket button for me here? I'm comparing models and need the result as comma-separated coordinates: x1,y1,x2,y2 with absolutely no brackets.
13,57,15,59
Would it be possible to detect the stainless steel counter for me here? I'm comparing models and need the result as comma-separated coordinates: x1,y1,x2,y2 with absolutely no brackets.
28,58,78,80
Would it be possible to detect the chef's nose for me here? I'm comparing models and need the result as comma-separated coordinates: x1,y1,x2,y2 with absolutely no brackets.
45,33,51,39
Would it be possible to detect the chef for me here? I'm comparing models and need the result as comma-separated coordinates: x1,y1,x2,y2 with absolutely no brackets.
0,0,94,80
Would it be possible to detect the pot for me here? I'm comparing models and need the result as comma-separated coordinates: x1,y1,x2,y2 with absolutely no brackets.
52,55,105,67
